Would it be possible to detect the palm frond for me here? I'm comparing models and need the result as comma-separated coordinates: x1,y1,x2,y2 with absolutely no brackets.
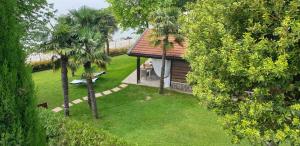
174,34,185,46
149,7,184,50
63,6,111,72
68,58,80,73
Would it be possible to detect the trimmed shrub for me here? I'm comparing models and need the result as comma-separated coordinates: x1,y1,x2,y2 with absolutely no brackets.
110,48,128,57
31,59,61,72
30,47,127,73
39,109,134,146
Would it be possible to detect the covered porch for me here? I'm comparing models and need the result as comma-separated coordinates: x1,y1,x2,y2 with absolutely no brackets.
125,29,187,89
122,58,171,88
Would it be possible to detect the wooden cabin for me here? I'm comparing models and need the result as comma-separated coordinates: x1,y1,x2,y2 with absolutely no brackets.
128,29,192,92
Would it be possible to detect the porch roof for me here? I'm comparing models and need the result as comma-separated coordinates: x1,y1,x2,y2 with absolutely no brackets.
128,29,187,59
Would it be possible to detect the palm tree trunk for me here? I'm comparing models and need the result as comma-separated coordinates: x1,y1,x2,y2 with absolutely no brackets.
159,46,167,94
84,61,99,119
106,37,110,56
84,62,92,109
87,82,92,108
61,55,70,116
86,75,98,119
87,78,99,119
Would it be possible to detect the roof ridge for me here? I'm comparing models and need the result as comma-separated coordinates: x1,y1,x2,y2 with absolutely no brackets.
127,29,149,55
128,29,186,59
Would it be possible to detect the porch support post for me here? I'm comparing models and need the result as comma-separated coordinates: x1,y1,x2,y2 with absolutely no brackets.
170,60,173,87
137,57,141,84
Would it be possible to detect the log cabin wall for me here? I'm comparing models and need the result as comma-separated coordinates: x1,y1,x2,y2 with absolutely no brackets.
171,60,190,83
170,60,192,92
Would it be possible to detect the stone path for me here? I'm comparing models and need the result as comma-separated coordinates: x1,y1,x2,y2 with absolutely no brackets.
52,84,128,113
103,90,112,95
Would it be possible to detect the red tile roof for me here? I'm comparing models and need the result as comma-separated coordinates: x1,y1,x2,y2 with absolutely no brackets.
128,29,186,59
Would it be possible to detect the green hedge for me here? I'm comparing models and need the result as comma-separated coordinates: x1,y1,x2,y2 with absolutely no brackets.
30,48,127,73
39,109,134,146
110,48,128,57
31,59,61,73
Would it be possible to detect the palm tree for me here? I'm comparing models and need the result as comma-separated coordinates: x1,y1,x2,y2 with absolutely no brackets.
42,16,76,116
70,6,110,119
149,7,184,94
68,58,80,77
94,9,118,55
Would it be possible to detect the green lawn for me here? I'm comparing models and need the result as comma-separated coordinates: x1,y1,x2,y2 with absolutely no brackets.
68,85,249,146
33,55,249,146
33,55,145,108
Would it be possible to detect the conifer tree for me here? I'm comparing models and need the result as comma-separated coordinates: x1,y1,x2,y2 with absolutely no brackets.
0,0,45,145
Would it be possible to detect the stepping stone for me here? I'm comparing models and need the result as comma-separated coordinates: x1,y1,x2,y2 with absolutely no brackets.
95,93,103,98
72,99,83,104
52,107,63,113
62,103,73,107
112,87,121,92
145,96,152,101
83,96,88,101
103,90,112,95
120,84,128,88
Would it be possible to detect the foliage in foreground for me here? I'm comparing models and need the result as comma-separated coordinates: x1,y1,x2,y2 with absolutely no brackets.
182,0,300,145
0,0,45,145
39,109,133,146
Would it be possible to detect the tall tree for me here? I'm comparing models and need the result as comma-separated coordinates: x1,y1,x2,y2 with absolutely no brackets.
16,0,56,52
106,0,159,31
107,0,195,31
42,16,76,117
182,0,300,145
0,0,45,145
149,7,184,94
70,6,110,119
95,9,118,56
